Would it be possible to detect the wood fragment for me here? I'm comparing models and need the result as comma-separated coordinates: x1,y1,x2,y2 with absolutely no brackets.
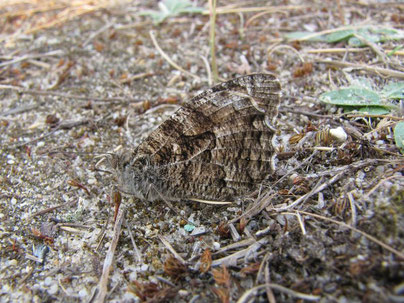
94,206,125,303
212,239,268,267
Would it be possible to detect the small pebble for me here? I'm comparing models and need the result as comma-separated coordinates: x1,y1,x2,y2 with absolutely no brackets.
9,259,18,266
44,277,53,286
48,283,58,295
190,226,206,236
330,127,348,142
140,264,148,271
78,289,88,298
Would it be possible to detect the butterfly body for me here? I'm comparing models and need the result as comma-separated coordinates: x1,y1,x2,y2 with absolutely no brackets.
113,74,281,202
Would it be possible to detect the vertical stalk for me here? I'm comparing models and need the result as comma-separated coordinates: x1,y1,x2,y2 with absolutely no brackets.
209,0,218,83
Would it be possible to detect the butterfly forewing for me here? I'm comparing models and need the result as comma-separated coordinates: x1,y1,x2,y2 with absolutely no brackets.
117,73,281,201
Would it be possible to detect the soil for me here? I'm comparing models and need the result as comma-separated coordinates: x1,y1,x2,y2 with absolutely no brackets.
0,1,403,302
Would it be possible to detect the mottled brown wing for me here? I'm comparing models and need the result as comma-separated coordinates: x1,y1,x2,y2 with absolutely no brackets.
117,73,281,201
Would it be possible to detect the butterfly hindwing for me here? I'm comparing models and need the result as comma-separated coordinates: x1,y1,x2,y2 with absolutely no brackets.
117,73,281,201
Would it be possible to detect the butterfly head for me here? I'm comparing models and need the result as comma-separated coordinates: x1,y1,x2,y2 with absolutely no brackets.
109,151,153,199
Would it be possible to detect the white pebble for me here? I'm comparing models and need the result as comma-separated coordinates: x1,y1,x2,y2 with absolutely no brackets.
141,264,148,271
330,127,348,142
44,277,53,286
78,289,88,298
87,178,97,185
9,259,18,266
48,283,58,295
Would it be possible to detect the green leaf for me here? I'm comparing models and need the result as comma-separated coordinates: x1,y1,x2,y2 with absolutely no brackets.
319,79,401,114
358,106,390,115
325,29,355,43
380,82,404,100
351,78,374,90
394,122,404,152
285,26,404,47
371,27,404,41
164,0,202,12
320,87,381,106
139,0,204,25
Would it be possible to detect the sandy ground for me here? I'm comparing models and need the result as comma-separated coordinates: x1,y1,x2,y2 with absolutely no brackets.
0,1,403,302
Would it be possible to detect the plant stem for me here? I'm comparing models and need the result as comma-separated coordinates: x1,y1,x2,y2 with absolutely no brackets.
209,0,218,83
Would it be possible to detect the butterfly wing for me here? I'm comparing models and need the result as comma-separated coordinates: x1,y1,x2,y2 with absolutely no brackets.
118,73,281,201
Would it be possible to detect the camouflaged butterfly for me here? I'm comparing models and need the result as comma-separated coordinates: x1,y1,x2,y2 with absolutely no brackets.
112,73,281,204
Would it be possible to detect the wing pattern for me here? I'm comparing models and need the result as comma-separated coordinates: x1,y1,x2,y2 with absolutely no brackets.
115,73,281,201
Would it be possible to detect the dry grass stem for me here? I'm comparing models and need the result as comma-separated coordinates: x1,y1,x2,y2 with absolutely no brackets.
203,5,307,15
306,48,368,54
316,59,404,79
347,191,357,227
0,50,64,68
94,206,125,302
345,113,404,121
237,283,320,303
125,219,143,264
295,211,306,235
353,34,389,64
208,0,218,83
29,200,78,219
213,238,256,255
149,30,200,81
158,235,187,264
268,44,305,63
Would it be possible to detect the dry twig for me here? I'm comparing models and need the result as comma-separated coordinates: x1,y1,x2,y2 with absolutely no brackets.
159,235,187,264
94,206,125,303
29,199,78,219
316,59,404,79
237,283,320,302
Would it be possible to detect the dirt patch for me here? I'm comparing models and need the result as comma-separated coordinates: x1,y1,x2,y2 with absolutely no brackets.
1,1,403,302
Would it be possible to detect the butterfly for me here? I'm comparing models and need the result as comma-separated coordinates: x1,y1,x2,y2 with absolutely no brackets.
112,73,281,204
